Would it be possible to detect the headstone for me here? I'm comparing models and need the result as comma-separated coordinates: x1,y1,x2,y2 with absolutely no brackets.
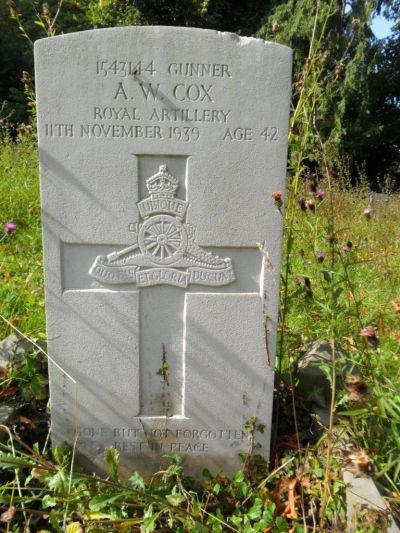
35,27,292,477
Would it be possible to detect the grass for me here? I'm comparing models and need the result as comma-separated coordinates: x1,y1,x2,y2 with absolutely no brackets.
0,133,400,531
277,182,400,498
0,133,45,339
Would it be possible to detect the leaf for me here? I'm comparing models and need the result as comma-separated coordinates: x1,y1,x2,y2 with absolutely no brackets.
18,415,37,429
48,469,68,494
232,470,245,484
166,493,185,506
31,467,50,478
116,519,144,532
0,386,18,399
65,523,83,533
247,497,263,520
42,494,58,509
0,506,15,523
321,269,332,283
0,452,35,470
314,467,324,478
202,468,211,481
213,483,221,495
89,492,131,511
104,446,119,481
141,505,161,533
339,408,370,417
49,509,63,533
275,516,288,532
129,471,145,491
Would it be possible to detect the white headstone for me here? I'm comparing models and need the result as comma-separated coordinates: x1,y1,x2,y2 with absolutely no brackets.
35,27,292,477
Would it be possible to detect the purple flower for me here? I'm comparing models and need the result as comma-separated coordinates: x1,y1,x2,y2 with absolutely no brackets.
4,222,16,233
364,206,372,219
360,326,379,349
14,137,20,145
293,278,301,286
342,245,350,252
315,190,325,200
316,252,325,263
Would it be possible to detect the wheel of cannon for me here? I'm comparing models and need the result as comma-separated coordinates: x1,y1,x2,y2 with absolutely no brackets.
138,215,187,265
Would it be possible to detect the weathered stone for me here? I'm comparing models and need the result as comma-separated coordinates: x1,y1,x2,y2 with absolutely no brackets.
35,27,292,477
0,334,37,370
297,339,358,408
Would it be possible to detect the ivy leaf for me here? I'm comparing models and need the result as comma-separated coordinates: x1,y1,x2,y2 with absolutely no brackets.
232,470,245,484
247,497,263,520
275,516,289,531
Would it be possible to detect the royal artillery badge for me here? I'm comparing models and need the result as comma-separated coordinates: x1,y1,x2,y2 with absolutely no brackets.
89,165,235,288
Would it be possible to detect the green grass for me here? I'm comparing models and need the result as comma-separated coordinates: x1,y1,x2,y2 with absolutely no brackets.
277,184,400,499
0,134,45,339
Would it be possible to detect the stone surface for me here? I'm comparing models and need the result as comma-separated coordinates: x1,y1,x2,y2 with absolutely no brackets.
297,339,358,408
344,470,400,532
0,334,38,370
35,27,292,477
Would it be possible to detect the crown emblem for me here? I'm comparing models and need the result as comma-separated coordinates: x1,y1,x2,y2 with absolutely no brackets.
146,165,179,198
88,163,236,289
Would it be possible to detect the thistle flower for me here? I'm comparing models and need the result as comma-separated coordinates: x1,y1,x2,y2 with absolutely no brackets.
345,374,369,402
304,277,313,298
364,206,372,219
342,245,350,252
272,191,283,209
315,190,325,200
306,177,317,193
305,200,315,213
297,198,307,211
4,222,16,233
293,278,301,286
316,252,325,263
360,326,379,349
272,21,279,34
